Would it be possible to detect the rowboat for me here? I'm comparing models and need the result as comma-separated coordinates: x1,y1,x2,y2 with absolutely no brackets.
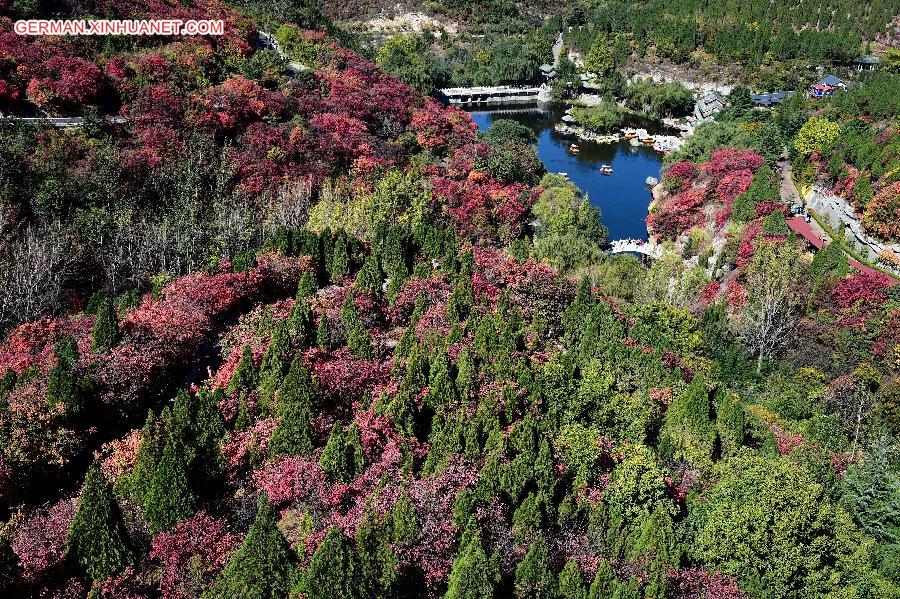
640,137,655,144
599,164,613,175
569,143,580,154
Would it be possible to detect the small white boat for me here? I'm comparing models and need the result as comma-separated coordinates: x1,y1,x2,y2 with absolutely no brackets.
599,164,613,175
569,143,580,154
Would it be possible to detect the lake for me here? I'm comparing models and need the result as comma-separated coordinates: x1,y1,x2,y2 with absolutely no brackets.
468,108,663,242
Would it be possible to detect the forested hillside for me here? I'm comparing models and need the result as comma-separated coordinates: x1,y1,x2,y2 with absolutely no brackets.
1,1,900,599
569,0,899,63
337,0,898,91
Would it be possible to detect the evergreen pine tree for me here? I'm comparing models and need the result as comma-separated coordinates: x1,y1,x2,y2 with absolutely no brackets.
445,530,495,599
303,526,364,599
143,430,195,534
456,347,475,403
563,277,593,346
258,321,290,411
227,345,258,395
514,536,555,599
192,388,226,492
396,293,425,359
346,422,366,477
91,296,119,352
611,576,639,599
319,422,359,481
355,502,398,596
330,232,350,283
355,253,383,292
715,390,747,457
627,507,674,599
558,560,587,599
269,358,316,457
296,270,318,299
342,292,373,359
316,314,333,350
512,492,544,543
126,410,160,503
588,561,617,599
391,491,420,545
47,335,83,416
658,374,716,468
381,226,409,302
66,461,132,581
288,297,314,347
209,494,295,599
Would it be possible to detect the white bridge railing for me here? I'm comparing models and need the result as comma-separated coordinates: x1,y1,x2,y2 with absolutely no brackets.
608,238,662,258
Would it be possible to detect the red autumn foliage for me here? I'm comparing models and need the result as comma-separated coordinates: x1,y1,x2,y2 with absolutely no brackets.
831,273,891,311
715,169,753,205
303,348,391,403
647,189,706,240
193,76,292,135
11,498,76,587
667,567,749,599
431,175,532,242
704,147,765,180
409,98,477,154
149,512,240,599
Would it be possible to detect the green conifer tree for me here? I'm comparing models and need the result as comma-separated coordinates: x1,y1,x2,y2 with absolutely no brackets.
227,345,258,395
391,491,420,545
611,576,639,599
514,536,556,599
588,561,617,599
330,233,350,283
512,492,544,543
355,253,383,292
346,422,365,477
342,292,372,359
126,410,160,503
455,347,475,402
296,270,318,299
208,495,295,599
396,293,426,359
258,321,291,411
355,502,398,596
715,391,747,457
558,560,587,599
319,423,348,481
143,430,195,534
445,530,495,599
269,358,316,457
66,461,132,581
316,314,332,350
288,297,314,347
192,387,226,492
303,526,364,599
658,374,716,468
91,296,119,352
563,277,594,346
46,335,83,416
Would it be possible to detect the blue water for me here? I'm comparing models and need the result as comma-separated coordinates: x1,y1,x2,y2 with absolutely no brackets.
468,109,663,241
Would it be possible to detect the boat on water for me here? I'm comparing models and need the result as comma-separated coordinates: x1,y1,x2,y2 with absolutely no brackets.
599,164,613,175
623,129,638,139
640,137,655,144
569,143,580,154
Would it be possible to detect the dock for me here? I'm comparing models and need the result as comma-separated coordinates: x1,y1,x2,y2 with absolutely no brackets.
436,85,547,107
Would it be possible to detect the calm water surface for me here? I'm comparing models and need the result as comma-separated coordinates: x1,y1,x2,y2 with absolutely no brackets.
468,109,663,241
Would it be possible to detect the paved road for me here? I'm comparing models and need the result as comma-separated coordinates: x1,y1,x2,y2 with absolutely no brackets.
787,216,897,284
0,115,128,127
552,32,564,68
